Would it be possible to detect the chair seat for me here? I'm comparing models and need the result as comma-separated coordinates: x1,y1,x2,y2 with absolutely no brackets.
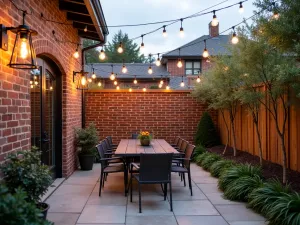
171,165,188,173
172,159,182,164
103,164,125,173
109,158,123,164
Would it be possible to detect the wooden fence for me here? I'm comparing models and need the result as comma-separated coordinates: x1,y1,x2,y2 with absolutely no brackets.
218,88,300,172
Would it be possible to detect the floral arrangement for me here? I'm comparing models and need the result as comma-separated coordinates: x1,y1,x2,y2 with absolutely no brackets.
138,131,152,140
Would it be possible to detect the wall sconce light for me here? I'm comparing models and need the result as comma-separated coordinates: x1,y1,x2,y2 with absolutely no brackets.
0,11,38,69
73,70,89,90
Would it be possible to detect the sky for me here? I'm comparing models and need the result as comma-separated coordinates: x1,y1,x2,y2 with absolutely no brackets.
100,0,258,56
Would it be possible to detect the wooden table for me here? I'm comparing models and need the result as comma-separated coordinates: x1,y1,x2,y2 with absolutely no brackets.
114,139,179,156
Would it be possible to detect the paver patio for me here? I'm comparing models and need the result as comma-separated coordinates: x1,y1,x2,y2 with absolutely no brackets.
46,163,266,225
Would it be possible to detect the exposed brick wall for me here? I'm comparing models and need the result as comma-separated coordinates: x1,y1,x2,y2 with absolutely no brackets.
85,90,218,144
0,0,82,177
167,59,185,76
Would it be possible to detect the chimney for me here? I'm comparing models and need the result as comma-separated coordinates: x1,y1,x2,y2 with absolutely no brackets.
209,22,219,37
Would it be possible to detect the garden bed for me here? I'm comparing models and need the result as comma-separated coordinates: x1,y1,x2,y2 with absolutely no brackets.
209,145,300,192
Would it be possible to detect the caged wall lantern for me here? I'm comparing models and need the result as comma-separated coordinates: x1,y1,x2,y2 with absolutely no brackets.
73,70,90,90
0,11,38,69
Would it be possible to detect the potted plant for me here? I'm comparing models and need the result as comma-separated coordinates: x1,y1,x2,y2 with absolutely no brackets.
138,131,152,146
74,123,99,170
0,147,53,220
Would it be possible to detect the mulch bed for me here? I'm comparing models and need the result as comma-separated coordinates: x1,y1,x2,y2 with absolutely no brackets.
208,145,300,192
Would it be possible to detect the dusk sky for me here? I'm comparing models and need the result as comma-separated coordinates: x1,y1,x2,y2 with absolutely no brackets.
101,0,257,56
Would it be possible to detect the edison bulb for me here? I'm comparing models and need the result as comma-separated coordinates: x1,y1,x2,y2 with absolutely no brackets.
133,79,137,84
88,78,92,83
73,50,79,59
92,73,96,79
98,82,102,87
160,80,164,85
166,85,170,90
140,43,145,53
179,28,184,38
162,29,167,37
84,26,88,32
272,12,280,20
99,50,106,60
117,44,123,53
143,87,146,92
30,84,34,88
20,40,29,59
30,80,33,84
180,81,185,87
211,15,219,27
231,33,239,44
239,5,244,13
148,66,153,74
116,85,120,90
122,65,127,73
196,76,201,83
114,80,118,85
50,86,53,90
34,81,38,85
129,88,132,92
202,49,209,58
81,76,86,86
110,73,115,80
177,59,182,68
156,59,161,67
159,83,162,88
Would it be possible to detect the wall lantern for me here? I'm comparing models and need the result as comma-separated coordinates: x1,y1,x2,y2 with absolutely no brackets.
73,70,90,90
0,12,38,69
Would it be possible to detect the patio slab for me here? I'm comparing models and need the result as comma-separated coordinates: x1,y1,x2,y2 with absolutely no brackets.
47,213,80,225
173,200,219,216
126,215,177,225
176,215,229,225
46,194,89,213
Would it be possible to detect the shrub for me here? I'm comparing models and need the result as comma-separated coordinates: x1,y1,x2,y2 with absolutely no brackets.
248,179,291,216
1,147,53,204
218,164,262,191
74,123,99,155
224,175,264,201
201,154,222,171
192,145,207,161
195,152,211,166
267,192,300,225
0,185,51,225
210,160,235,178
195,112,220,147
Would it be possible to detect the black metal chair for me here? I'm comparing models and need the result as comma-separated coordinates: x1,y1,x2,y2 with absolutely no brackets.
171,144,195,196
130,153,173,213
100,140,122,163
96,143,127,196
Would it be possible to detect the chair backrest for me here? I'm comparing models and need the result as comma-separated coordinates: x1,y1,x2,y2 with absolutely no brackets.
96,143,108,167
174,136,180,145
131,133,138,139
106,136,113,145
139,153,173,183
180,140,189,152
176,138,183,149
103,138,111,149
101,140,110,152
184,144,196,168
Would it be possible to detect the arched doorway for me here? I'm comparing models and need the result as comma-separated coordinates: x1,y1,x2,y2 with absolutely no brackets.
30,56,63,178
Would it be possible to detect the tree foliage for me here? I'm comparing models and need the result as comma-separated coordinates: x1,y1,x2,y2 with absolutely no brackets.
83,39,101,64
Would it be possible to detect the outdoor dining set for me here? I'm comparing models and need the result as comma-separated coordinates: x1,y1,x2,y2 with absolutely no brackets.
95,136,195,213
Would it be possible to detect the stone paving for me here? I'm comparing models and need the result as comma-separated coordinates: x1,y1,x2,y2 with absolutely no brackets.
46,163,266,225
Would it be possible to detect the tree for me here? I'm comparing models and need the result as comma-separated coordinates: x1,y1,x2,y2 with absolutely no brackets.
83,39,101,64
102,30,145,63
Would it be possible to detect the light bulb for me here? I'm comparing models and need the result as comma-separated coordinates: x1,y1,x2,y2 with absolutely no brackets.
272,12,280,20
110,73,115,80
84,25,88,32
211,14,219,27
88,78,92,83
73,50,79,59
159,83,162,88
160,80,164,85
99,49,106,60
239,3,244,13
166,85,170,90
34,76,37,80
203,48,209,58
148,66,153,74
98,82,102,87
117,43,123,53
129,88,132,92
196,76,201,83
30,80,33,84
180,81,185,87
177,59,182,68
156,58,161,67
50,86,53,90
134,79,137,84
92,73,96,79
116,85,120,90
30,84,34,88
114,80,118,85
179,27,184,38
140,43,145,53
34,81,38,85
231,33,239,44
162,27,167,37
122,65,127,73
143,87,146,92
20,39,29,59
81,76,86,86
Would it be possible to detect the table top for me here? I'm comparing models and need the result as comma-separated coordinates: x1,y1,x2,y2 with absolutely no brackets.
114,139,179,156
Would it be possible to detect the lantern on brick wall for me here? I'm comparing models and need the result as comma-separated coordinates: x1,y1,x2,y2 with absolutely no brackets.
0,12,38,69
73,70,90,90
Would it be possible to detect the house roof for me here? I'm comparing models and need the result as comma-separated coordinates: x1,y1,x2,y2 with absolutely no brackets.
162,35,230,58
86,63,170,79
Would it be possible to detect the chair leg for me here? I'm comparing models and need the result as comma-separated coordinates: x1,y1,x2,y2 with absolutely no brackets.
188,170,193,196
130,172,133,202
124,170,127,196
183,173,186,187
99,172,104,196
138,183,142,213
169,182,173,212
164,183,167,201
102,174,105,188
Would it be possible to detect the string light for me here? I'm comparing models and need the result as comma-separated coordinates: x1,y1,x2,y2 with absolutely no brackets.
116,85,120,90
50,86,53,90
73,44,79,59
122,60,127,73
30,84,34,88
231,27,239,44
202,40,209,58
117,42,123,53
129,88,132,92
143,87,147,92
159,83,162,88
148,54,153,74
133,76,138,84
140,35,145,53
239,2,244,13
30,80,33,85
34,81,38,85
114,80,118,85
272,2,279,20
177,48,182,68
88,78,92,83
99,47,106,60
84,25,88,32
156,53,161,67
162,25,167,38
160,76,164,85
180,76,185,87
211,10,219,27
179,19,184,38
196,76,201,83
110,65,115,80
166,85,170,90
91,67,96,79
98,81,102,87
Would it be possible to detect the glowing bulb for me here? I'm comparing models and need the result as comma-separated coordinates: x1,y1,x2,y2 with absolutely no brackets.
81,76,86,86
211,14,219,27
99,49,106,60
202,48,209,58
88,78,92,83
20,40,29,59
114,80,118,85
50,86,53,90
34,81,38,85
148,66,153,74
231,33,239,44
117,43,123,53
239,3,244,13
179,27,184,38
129,88,132,92
180,81,185,87
122,65,127,73
196,76,201,83
98,82,102,87
92,73,96,79
84,25,88,32
162,27,167,37
30,80,33,84
166,85,170,90
156,58,161,67
73,50,79,59
116,85,120,90
110,73,115,80
34,76,37,80
30,84,34,88
160,80,164,85
140,43,145,53
143,87,146,92
134,79,138,84
159,83,162,88
177,59,182,68
272,11,280,20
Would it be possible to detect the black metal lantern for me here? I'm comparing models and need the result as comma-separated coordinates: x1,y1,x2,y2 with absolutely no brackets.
73,70,90,90
5,12,38,69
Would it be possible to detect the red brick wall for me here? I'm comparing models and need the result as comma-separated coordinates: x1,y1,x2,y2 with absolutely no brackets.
167,59,185,76
0,0,82,177
85,90,218,144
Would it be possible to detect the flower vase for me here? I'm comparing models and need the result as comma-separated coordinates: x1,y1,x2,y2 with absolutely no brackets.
140,139,150,146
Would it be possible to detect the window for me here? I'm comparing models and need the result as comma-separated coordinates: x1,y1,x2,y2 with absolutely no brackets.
185,61,201,75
